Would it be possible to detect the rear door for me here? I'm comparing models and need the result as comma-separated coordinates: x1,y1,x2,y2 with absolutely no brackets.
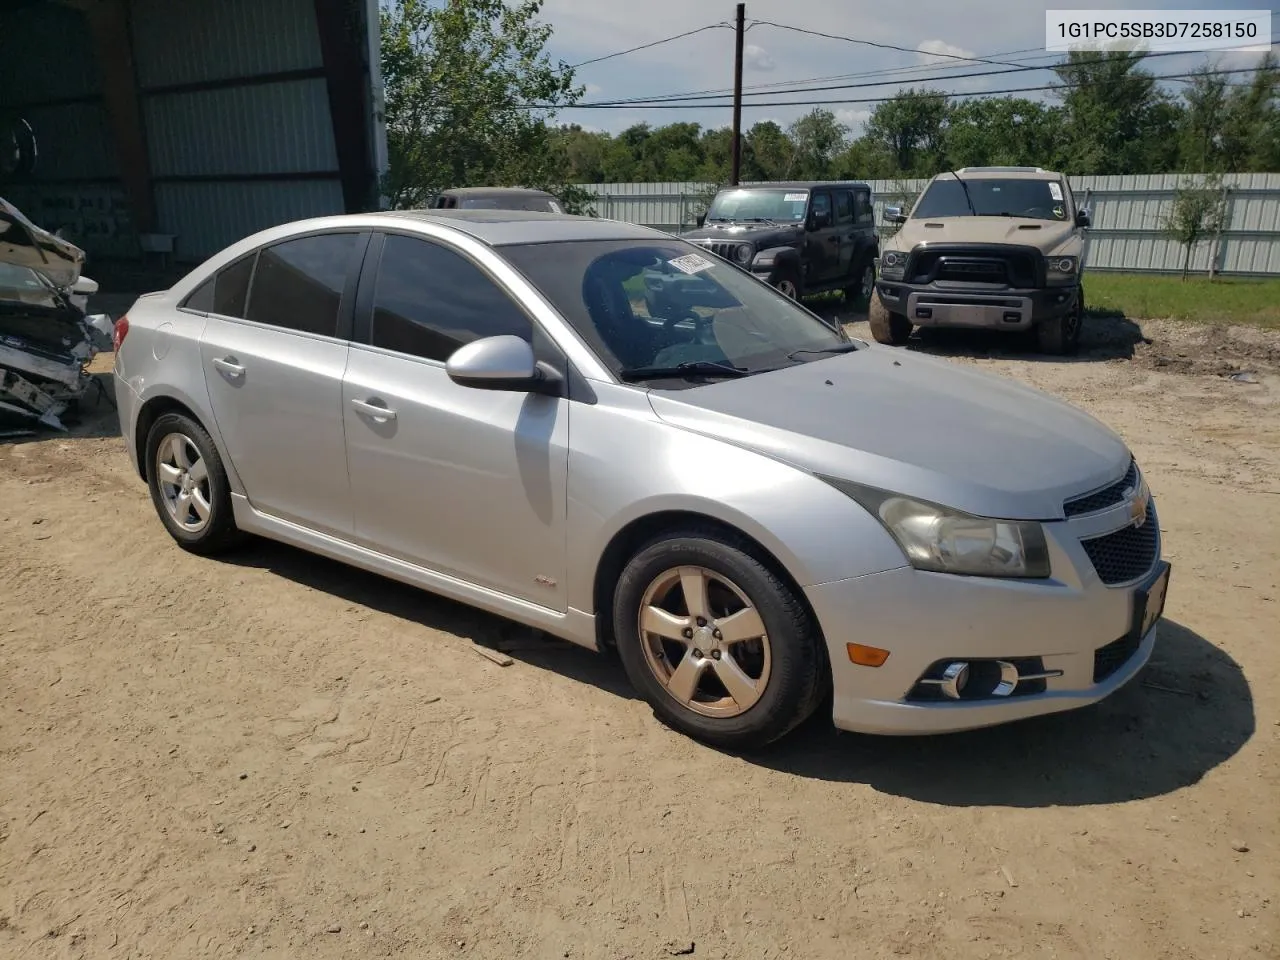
833,188,857,279
851,186,878,271
342,231,570,609
199,230,368,537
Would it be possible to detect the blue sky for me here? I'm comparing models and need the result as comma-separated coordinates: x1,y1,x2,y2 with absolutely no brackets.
534,0,1276,134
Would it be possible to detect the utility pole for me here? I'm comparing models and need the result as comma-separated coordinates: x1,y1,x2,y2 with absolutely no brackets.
731,3,745,185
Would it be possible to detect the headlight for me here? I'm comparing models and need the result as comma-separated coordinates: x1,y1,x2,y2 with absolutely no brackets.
734,243,754,264
878,249,906,280
820,477,1051,578
1046,255,1079,286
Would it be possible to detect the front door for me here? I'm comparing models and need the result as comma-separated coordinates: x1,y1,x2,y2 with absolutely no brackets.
199,230,366,537
342,232,570,610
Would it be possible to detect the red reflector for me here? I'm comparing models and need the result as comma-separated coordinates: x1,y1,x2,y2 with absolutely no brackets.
112,314,129,352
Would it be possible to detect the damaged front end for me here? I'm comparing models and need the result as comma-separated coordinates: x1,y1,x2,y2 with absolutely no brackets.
1,196,114,432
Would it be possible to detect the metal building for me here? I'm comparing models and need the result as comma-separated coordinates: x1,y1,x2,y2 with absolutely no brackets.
0,0,388,264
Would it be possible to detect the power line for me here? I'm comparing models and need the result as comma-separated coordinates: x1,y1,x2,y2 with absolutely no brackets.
538,65,1267,110
748,20,1031,68
568,23,730,69
581,46,1224,107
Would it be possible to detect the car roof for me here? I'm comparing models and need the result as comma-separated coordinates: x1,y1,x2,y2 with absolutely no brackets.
725,181,872,191
944,168,1065,181
436,186,557,198
381,209,669,245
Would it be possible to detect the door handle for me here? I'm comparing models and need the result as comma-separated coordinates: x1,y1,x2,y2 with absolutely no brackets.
212,356,245,377
351,397,397,421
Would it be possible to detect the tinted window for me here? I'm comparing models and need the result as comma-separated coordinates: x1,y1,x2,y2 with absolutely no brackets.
811,191,832,222
835,190,853,224
187,254,256,316
370,234,532,362
854,189,874,224
913,178,1069,222
245,233,357,336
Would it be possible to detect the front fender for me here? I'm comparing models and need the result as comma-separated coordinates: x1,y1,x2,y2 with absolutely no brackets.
751,244,801,278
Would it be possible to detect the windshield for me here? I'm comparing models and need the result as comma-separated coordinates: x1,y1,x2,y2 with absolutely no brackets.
0,262,58,309
459,196,564,213
912,178,1070,222
705,188,809,223
500,239,852,388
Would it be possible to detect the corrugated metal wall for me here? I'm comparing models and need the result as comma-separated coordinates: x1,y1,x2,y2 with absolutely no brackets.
581,175,1280,277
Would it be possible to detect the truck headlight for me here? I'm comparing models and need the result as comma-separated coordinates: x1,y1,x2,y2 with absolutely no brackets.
734,243,754,264
878,249,906,280
821,477,1051,578
1046,255,1079,286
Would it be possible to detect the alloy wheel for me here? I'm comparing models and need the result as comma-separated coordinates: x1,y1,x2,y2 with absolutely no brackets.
637,565,772,718
860,265,875,301
155,432,213,534
775,278,799,300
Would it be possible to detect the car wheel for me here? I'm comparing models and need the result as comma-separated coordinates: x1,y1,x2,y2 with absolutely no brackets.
145,412,244,555
1035,285,1083,356
868,293,912,345
845,261,875,303
612,529,826,750
773,268,801,301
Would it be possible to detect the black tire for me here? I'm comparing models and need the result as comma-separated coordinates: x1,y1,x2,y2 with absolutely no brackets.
868,293,912,345
144,411,245,555
772,266,802,301
612,527,826,750
1035,284,1084,355
844,259,876,303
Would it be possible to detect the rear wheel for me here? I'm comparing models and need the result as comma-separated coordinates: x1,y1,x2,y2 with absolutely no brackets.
612,529,825,750
845,260,875,303
145,412,244,555
1035,285,1084,355
868,293,912,345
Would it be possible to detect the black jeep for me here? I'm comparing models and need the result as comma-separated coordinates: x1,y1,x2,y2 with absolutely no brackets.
680,181,879,302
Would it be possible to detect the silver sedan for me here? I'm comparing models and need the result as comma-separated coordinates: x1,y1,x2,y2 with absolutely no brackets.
113,210,1169,749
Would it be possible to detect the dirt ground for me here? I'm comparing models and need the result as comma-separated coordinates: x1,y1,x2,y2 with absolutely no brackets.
2,310,1278,960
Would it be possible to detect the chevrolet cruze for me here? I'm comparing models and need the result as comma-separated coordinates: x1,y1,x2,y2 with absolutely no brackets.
113,210,1170,749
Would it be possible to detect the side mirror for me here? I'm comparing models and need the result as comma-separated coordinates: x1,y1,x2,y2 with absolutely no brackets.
695,213,706,228
72,276,99,295
1075,208,1091,228
446,335,561,395
884,206,907,224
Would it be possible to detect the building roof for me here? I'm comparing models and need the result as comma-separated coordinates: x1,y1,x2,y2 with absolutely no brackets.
380,209,668,245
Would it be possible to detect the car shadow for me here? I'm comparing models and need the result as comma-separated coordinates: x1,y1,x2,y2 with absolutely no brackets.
810,299,1149,363
742,618,1254,807
209,533,1252,808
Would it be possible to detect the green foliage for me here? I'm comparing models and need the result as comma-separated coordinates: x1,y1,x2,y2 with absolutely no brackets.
1086,273,1280,329
380,0,583,208
1163,173,1228,280
863,89,948,176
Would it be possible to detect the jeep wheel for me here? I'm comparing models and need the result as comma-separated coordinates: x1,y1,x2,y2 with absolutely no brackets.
845,261,875,303
868,294,912,346
1036,286,1084,356
773,268,801,301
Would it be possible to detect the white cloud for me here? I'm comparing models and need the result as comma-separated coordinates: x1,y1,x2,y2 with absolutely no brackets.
584,82,604,96
835,108,872,132
744,44,775,72
916,38,978,65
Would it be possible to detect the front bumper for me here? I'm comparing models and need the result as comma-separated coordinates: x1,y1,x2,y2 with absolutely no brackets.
805,511,1166,736
876,281,1077,331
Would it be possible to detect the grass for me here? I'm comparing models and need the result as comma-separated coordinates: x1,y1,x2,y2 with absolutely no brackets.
1085,273,1280,330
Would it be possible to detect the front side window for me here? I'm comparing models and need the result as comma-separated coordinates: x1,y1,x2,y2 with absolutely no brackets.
500,239,852,389
370,234,532,362
810,191,832,223
705,188,809,223
912,178,1071,222
245,232,358,336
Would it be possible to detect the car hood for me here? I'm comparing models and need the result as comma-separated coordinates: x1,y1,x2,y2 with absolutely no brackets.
646,347,1130,520
0,196,85,289
681,222,803,249
891,216,1075,252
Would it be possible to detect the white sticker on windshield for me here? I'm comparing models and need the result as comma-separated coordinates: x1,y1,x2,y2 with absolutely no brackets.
668,253,715,275
1048,182,1064,201
783,192,808,202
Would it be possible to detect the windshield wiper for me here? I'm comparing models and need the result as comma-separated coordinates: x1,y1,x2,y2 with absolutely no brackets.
619,360,749,382
947,170,978,217
786,342,860,361
706,216,731,222
742,216,778,225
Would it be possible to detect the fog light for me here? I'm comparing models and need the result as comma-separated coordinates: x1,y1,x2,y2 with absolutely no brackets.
939,661,969,699
847,643,890,667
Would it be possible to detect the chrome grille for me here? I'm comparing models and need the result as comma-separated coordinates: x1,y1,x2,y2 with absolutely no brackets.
1064,459,1139,517
693,240,743,262
1080,501,1158,585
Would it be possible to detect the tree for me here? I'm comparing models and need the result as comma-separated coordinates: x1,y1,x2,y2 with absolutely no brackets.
1163,173,1227,280
863,89,950,176
742,121,794,180
380,0,583,208
1219,52,1280,173
787,109,849,179
1178,66,1230,172
945,98,1065,170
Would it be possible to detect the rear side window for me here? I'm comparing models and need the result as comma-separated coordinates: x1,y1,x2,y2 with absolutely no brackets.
854,189,874,224
370,234,532,362
245,233,358,337
835,190,853,224
184,254,255,317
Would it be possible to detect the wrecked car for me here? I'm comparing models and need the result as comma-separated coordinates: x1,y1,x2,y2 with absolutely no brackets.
1,196,114,432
